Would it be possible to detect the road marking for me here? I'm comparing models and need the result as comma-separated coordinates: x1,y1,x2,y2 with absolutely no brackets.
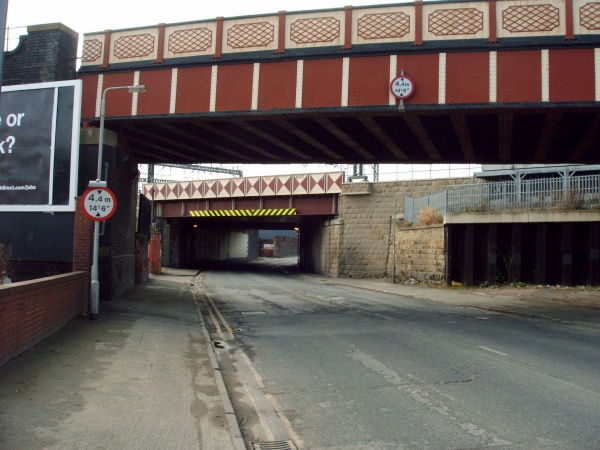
478,345,507,357
348,345,512,447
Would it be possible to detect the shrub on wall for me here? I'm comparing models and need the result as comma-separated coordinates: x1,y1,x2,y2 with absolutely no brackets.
417,206,443,226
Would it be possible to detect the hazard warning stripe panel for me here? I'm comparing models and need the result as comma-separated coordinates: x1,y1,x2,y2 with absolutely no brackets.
189,208,296,217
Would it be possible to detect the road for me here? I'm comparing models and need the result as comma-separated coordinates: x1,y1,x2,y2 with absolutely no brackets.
194,261,600,449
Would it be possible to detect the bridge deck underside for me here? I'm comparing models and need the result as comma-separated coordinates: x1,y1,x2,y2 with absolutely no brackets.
106,105,600,165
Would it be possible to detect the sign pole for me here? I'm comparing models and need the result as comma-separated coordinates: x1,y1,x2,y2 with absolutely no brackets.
88,84,144,316
82,181,118,316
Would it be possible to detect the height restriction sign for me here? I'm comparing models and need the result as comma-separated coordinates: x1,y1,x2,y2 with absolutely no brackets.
390,75,415,100
81,186,117,221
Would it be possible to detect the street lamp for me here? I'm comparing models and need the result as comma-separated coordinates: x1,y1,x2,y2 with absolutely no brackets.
90,84,146,316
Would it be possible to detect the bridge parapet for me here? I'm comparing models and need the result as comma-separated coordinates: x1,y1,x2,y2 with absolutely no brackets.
143,171,344,201
81,0,598,69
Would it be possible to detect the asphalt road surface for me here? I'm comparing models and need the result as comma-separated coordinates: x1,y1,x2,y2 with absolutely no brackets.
195,260,600,450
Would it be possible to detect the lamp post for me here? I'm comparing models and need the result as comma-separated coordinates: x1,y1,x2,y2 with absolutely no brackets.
90,84,146,316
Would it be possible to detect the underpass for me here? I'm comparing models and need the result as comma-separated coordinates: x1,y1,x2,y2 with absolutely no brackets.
145,172,342,273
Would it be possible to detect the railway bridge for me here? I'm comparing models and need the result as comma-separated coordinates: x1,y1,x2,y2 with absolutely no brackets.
78,0,600,165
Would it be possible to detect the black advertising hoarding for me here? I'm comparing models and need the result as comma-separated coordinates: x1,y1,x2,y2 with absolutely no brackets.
0,80,82,211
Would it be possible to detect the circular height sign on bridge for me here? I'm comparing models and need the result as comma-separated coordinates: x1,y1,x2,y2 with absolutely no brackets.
390,75,415,100
81,185,117,221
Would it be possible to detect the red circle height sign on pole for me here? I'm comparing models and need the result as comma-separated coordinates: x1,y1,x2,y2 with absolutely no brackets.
81,186,117,221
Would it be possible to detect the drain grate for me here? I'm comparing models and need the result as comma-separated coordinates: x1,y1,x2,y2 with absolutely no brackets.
252,440,297,450
242,311,267,316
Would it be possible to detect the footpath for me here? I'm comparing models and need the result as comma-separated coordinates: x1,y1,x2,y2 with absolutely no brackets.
0,269,597,450
0,268,245,450
329,277,600,331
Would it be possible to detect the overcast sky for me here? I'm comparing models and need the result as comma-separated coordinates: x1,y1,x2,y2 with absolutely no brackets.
7,0,405,36
5,0,479,181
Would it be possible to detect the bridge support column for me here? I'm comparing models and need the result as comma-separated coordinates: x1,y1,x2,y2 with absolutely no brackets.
534,224,547,285
486,224,498,284
561,223,573,286
509,224,522,283
149,232,161,275
588,223,599,285
463,224,475,286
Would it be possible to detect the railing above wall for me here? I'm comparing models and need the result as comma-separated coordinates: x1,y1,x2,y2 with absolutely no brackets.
405,173,600,224
80,0,600,69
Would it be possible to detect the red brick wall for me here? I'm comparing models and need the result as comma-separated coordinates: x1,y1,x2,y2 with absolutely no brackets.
0,272,89,367
73,199,93,272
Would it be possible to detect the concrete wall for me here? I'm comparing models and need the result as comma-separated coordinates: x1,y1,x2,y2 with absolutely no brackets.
301,218,343,277
0,272,88,367
228,231,249,259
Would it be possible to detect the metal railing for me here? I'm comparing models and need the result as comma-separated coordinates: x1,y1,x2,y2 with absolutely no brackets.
405,174,600,224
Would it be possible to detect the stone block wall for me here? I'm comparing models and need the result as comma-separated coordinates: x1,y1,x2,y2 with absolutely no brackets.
395,225,446,284
337,179,468,279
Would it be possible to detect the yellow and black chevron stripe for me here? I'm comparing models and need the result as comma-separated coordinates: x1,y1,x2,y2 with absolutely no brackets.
189,208,296,217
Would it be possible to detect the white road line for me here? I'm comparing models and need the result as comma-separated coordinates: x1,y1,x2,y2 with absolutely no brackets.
478,345,507,357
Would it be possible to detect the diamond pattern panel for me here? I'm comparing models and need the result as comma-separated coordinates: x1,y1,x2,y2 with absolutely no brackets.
263,177,276,196
218,179,231,197
82,39,103,63
227,22,274,49
428,8,484,36
246,177,260,196
580,2,600,30
310,174,326,194
277,176,292,196
232,178,245,196
192,182,203,198
358,12,410,40
293,175,308,195
327,173,343,194
290,17,340,44
502,4,559,33
114,34,155,60
205,180,217,198
169,28,212,54
143,172,345,201
179,182,191,200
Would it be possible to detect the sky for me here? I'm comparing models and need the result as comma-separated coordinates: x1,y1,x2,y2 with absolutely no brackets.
6,0,405,38
4,0,480,182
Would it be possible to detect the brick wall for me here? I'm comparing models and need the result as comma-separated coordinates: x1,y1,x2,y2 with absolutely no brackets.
0,272,88,367
3,24,77,85
395,225,446,284
337,179,468,279
80,128,139,300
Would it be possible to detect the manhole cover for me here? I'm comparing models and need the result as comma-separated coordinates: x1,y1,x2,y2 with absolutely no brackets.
252,440,297,450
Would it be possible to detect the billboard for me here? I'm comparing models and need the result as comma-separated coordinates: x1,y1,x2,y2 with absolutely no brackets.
0,80,82,212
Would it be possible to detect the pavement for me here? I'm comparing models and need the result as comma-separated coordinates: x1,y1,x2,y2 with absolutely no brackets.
329,277,600,331
0,267,598,450
0,268,246,450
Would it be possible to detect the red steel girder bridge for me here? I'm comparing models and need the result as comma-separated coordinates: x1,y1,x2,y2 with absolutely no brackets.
78,0,600,165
